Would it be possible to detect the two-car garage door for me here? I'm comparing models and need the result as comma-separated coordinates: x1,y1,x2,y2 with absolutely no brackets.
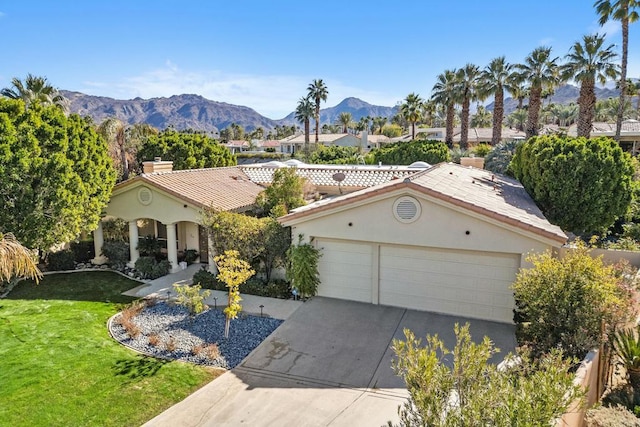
316,239,519,323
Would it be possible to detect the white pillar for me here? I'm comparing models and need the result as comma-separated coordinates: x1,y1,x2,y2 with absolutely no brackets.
207,233,218,274
127,220,140,268
91,221,107,265
166,222,179,273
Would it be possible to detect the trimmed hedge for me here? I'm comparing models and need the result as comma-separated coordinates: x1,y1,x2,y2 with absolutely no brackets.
192,268,291,299
47,249,76,271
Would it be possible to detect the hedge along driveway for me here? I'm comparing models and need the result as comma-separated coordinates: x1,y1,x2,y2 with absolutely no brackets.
0,271,221,427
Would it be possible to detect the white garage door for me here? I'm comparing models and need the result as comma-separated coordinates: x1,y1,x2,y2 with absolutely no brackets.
316,239,373,303
379,245,518,323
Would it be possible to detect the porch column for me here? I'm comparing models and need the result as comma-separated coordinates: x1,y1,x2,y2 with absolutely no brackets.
91,221,107,265
207,233,218,274
166,222,179,273
127,220,140,268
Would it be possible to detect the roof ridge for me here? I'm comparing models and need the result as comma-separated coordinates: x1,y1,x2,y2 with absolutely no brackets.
141,165,242,177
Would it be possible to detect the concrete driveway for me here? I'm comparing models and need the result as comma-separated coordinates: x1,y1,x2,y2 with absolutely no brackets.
144,297,516,427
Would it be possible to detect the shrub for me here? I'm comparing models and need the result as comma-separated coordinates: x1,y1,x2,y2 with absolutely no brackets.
215,250,255,338
585,405,640,426
373,139,450,165
135,257,171,279
512,244,634,360
192,343,220,360
449,146,470,164
102,240,130,270
165,336,177,352
192,268,222,290
602,385,640,417
148,333,161,347
308,145,361,164
286,235,321,298
472,143,491,157
510,135,634,234
184,249,199,265
137,235,162,258
46,249,76,271
70,240,95,263
173,283,211,318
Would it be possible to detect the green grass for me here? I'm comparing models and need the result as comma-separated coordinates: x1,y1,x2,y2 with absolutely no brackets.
0,271,221,427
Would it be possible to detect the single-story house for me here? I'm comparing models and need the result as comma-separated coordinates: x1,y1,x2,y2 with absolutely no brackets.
280,133,366,154
279,163,566,323
224,140,250,154
92,159,264,272
567,120,640,154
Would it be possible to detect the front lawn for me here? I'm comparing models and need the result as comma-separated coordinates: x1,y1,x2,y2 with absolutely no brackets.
0,271,221,427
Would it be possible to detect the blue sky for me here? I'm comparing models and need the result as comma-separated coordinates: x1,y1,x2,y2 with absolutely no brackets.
1,0,639,119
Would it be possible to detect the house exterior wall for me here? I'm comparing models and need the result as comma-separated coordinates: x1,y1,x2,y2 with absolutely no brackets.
106,184,201,224
289,190,555,258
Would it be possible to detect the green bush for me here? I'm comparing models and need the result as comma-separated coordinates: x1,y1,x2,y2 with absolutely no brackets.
472,143,491,157
192,268,291,299
308,145,361,164
70,240,95,263
47,249,76,271
510,135,634,234
602,385,640,418
192,268,221,290
102,240,130,270
373,140,450,165
449,146,470,164
134,257,170,279
137,235,162,258
586,404,640,426
184,249,199,265
512,244,634,360
286,235,321,298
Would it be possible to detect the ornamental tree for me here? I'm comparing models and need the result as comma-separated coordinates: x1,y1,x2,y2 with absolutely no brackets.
256,167,306,214
136,128,236,171
215,250,255,339
0,99,115,251
510,135,634,234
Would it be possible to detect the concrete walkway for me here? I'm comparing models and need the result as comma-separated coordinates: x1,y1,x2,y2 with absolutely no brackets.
123,263,303,320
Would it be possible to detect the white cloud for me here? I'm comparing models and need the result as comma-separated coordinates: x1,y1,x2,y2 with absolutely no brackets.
537,37,554,47
79,62,401,119
593,19,621,38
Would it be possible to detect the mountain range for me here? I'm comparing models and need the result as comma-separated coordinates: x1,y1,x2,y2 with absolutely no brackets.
62,84,621,133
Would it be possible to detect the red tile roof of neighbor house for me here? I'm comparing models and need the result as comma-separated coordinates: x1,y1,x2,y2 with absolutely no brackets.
241,163,424,189
114,166,264,212
280,163,567,244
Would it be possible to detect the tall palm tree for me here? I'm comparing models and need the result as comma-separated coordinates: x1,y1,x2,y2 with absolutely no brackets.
432,69,458,146
422,100,437,127
471,106,493,128
1,74,68,112
506,78,529,111
595,0,640,139
561,33,619,137
506,109,528,131
453,64,481,150
479,57,514,145
400,93,424,140
0,232,42,284
307,79,329,143
373,116,387,134
294,96,315,154
98,118,128,180
338,112,353,133
517,47,562,138
547,103,579,127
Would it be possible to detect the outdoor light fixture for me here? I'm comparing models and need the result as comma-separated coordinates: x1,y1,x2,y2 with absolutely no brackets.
213,297,218,310
259,304,264,317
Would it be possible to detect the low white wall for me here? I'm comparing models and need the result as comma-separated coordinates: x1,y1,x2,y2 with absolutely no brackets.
557,349,600,427
559,246,640,268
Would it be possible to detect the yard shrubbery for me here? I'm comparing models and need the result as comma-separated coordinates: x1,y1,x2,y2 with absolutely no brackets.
372,139,450,165
193,268,291,299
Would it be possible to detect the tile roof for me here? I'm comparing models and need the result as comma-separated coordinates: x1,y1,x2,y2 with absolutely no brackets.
280,163,567,243
240,164,422,189
568,120,640,135
281,133,356,144
114,166,264,211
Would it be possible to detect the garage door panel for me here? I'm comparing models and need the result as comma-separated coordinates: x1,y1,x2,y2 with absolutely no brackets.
317,239,373,303
379,245,517,323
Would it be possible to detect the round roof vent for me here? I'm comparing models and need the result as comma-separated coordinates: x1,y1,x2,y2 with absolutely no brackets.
137,186,153,206
284,159,306,167
262,161,286,168
393,196,421,223
408,161,431,169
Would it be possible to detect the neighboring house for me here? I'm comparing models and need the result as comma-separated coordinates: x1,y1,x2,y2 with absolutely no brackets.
241,160,429,196
257,140,281,152
224,140,250,154
92,160,264,273
391,127,526,144
567,120,640,154
280,133,364,154
279,163,566,324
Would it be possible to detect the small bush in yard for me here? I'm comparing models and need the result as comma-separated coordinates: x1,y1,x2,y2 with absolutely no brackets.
192,268,223,290
602,385,640,417
585,405,640,426
46,249,76,271
192,343,220,360
135,256,171,279
512,244,635,360
148,333,161,347
173,283,211,319
69,240,95,263
101,240,130,270
165,336,177,352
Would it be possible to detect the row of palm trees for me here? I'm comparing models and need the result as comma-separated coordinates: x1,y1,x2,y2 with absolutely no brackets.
396,1,638,148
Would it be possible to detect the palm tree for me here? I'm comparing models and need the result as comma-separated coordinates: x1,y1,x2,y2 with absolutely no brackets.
595,0,640,140
400,93,424,140
547,103,579,127
0,232,42,284
98,118,129,180
432,69,458,146
307,79,329,143
479,57,514,145
454,64,482,149
517,47,562,138
471,106,493,128
372,116,387,134
561,33,619,137
506,109,528,131
338,112,353,133
294,96,314,154
1,74,68,112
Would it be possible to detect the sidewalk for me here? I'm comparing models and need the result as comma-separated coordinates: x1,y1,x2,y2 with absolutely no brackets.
123,263,303,320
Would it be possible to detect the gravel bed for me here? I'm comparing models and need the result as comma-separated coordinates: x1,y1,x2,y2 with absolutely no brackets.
110,301,283,368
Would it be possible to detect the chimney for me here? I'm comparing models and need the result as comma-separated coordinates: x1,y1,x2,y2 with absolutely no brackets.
143,157,174,174
460,156,485,170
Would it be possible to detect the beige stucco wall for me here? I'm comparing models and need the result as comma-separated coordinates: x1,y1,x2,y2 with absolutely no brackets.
106,183,201,224
179,221,200,252
289,189,557,261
